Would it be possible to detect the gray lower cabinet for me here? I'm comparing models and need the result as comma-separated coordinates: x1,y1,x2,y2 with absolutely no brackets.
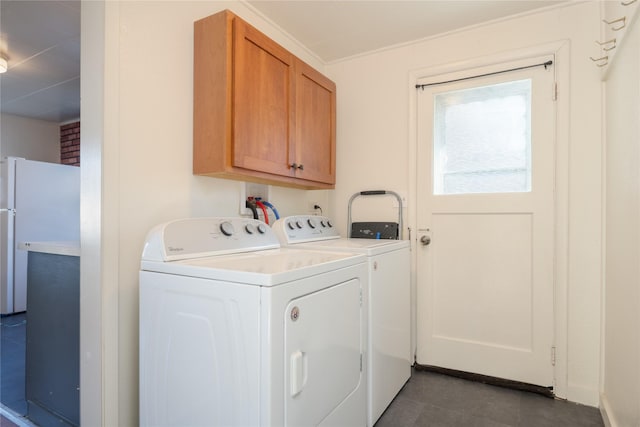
25,251,79,427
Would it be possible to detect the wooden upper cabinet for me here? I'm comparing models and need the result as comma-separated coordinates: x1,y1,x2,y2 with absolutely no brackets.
193,10,336,189
232,17,294,178
293,60,336,184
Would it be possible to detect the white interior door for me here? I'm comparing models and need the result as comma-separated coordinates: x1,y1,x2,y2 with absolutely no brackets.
415,57,556,387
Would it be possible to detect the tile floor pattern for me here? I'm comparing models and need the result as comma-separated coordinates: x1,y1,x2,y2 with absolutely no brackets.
375,369,604,427
1,312,605,427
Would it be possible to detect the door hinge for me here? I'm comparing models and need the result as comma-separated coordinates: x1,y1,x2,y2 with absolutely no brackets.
551,346,556,366
359,288,363,307
360,353,363,372
553,82,558,101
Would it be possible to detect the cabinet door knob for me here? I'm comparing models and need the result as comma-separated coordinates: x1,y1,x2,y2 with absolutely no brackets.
297,164,304,170
290,163,298,169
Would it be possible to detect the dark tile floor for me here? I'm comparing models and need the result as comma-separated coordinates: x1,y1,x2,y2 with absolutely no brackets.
0,313,27,416
375,369,604,427
2,312,604,427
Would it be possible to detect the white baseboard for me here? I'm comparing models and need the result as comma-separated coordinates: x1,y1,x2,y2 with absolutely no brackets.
567,383,600,407
600,393,617,427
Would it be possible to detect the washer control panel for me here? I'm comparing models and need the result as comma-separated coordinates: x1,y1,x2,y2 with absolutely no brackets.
142,217,279,261
272,215,340,244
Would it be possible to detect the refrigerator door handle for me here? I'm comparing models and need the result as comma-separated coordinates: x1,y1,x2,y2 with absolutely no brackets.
0,208,16,215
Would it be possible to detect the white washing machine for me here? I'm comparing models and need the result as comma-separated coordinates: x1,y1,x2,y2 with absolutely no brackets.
272,215,411,426
139,217,368,427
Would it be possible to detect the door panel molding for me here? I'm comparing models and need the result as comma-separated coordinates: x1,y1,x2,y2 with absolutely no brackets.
408,40,570,397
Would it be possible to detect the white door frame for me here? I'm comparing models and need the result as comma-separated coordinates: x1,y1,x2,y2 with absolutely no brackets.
81,1,121,425
408,40,570,398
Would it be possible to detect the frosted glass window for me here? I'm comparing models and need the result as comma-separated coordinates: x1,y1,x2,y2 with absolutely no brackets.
433,79,532,195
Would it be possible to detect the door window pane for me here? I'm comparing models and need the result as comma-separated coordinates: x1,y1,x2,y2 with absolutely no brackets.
433,79,532,195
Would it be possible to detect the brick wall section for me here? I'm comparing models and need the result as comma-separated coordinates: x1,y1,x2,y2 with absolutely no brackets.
60,121,80,166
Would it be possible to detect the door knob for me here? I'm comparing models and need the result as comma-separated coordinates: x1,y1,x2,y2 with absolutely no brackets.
420,235,431,246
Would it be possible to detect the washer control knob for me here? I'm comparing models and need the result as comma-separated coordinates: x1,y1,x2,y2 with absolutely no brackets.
307,218,316,229
295,220,303,229
220,221,235,237
257,224,267,234
320,220,326,227
327,220,333,228
245,224,255,234
287,221,296,230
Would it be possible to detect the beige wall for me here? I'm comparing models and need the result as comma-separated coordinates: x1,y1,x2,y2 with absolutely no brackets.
81,2,331,425
0,113,60,162
82,1,616,425
602,12,640,427
326,1,603,406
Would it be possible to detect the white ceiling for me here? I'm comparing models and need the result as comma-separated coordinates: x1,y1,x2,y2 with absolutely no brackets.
0,0,80,123
0,0,567,123
246,1,567,62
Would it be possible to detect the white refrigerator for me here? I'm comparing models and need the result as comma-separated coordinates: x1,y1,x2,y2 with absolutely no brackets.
0,157,80,315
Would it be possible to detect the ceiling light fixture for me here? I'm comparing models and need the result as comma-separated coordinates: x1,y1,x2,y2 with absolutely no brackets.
0,56,7,73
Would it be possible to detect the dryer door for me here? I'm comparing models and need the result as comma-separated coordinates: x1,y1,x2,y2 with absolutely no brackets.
284,278,363,426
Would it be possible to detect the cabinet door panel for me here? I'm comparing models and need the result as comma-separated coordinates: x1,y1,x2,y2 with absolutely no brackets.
295,62,336,184
233,19,295,177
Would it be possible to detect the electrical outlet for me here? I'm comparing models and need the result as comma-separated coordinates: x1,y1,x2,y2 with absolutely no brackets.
308,202,324,214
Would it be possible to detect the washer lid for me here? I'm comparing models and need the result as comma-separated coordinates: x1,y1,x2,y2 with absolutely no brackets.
272,215,409,255
285,237,409,256
141,247,366,286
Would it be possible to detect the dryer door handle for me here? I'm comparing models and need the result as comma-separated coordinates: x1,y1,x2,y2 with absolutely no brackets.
290,350,308,396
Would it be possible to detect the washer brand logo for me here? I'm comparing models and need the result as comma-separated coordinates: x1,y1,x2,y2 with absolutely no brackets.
167,246,184,252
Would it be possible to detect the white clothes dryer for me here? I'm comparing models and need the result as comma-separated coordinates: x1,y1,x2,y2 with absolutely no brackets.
272,215,411,426
139,217,368,427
